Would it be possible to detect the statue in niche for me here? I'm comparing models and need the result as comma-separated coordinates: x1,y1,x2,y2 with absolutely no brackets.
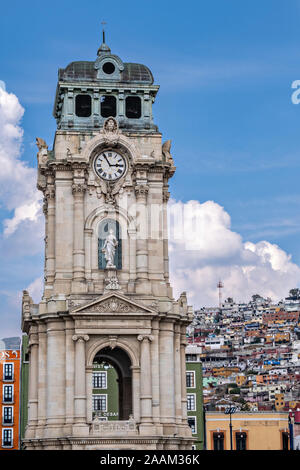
102,229,118,268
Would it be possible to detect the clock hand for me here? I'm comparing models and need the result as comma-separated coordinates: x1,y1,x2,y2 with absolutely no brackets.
103,154,112,167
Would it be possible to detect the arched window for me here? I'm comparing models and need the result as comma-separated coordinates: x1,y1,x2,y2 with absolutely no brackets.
98,219,122,269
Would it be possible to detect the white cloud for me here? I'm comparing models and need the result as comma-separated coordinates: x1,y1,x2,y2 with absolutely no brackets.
27,276,43,304
0,83,43,237
168,199,300,307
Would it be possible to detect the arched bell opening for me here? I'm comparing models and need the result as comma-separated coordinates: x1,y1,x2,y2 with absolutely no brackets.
92,346,132,421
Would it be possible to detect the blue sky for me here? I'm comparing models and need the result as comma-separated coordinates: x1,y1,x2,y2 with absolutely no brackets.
1,0,300,336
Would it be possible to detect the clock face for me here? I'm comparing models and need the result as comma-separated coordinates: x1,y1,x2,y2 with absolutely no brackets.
94,151,126,181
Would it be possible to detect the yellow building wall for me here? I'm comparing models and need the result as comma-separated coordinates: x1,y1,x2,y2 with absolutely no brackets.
206,412,289,450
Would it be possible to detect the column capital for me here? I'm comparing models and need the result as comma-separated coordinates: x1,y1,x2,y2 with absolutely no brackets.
72,182,87,194
134,184,149,200
72,334,89,343
44,186,55,200
137,334,154,343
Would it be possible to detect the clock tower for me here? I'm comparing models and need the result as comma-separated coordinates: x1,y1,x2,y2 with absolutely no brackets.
21,34,194,450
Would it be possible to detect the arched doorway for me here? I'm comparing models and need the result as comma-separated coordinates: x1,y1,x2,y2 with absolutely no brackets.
92,347,132,421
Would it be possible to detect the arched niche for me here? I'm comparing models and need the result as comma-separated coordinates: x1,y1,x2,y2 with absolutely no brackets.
84,207,137,287
98,218,122,269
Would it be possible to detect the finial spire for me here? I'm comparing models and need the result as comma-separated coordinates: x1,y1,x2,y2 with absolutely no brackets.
101,21,107,43
97,21,111,55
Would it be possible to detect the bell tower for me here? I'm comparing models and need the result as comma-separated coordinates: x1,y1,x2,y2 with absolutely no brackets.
21,33,194,450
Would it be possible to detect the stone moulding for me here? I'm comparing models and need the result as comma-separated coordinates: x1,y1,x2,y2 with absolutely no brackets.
70,292,156,315
22,436,195,449
91,418,138,436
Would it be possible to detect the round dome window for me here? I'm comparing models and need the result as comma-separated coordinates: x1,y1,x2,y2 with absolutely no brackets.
102,62,115,74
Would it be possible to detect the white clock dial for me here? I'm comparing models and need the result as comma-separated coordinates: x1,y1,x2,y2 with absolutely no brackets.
94,151,126,181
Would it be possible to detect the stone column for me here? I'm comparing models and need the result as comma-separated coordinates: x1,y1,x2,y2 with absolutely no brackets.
159,321,175,431
72,172,86,290
138,335,154,433
86,366,93,423
26,328,39,438
72,334,89,435
44,179,55,298
180,330,188,423
162,187,170,285
84,228,93,290
45,321,66,437
135,185,150,294
36,323,47,437
128,228,136,293
151,320,161,428
131,366,140,423
65,319,75,433
174,323,182,425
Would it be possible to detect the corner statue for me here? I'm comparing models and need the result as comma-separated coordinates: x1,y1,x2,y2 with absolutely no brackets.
102,229,118,268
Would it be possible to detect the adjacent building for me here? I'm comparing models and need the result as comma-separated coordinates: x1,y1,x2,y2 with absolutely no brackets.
0,337,21,450
205,411,290,450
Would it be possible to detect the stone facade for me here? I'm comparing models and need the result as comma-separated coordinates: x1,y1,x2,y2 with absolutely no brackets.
21,37,194,450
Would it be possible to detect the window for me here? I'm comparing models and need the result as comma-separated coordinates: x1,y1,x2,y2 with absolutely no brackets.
213,432,224,450
186,354,197,362
93,372,107,389
186,371,195,388
2,428,13,448
3,364,13,381
125,96,141,119
3,407,13,425
235,432,247,451
187,394,196,411
101,95,116,117
102,62,115,74
75,94,92,117
282,432,289,450
188,416,197,434
93,394,107,412
3,385,13,403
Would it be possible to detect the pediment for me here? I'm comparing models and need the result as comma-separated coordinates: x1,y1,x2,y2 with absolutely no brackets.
69,292,156,315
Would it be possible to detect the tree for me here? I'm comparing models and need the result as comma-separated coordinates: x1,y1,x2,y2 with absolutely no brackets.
289,288,300,299
252,294,262,302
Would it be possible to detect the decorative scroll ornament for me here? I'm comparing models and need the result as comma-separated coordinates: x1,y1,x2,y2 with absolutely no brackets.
104,273,120,291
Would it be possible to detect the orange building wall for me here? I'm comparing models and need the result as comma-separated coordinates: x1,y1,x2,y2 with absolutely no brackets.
206,412,289,450
0,349,20,450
